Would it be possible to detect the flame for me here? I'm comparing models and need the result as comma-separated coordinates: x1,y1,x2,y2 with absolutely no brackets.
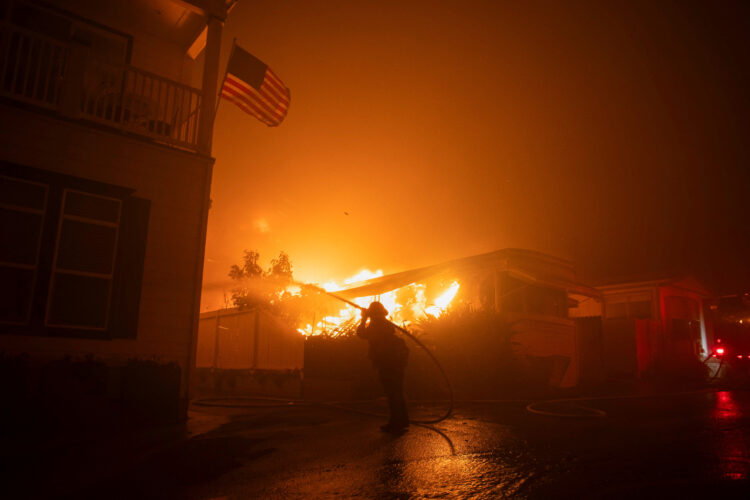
300,271,460,337
344,269,384,284
425,281,460,317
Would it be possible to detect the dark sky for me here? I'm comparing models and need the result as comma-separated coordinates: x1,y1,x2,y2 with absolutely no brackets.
202,0,750,307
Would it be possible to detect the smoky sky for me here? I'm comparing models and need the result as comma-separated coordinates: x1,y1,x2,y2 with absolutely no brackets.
202,0,750,306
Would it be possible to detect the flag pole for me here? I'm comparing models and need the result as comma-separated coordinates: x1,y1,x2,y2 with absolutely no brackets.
214,37,237,119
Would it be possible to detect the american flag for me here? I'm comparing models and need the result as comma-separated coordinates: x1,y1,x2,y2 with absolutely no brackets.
220,44,290,126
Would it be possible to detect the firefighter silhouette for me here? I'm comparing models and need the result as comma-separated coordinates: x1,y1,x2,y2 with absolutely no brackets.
357,301,410,432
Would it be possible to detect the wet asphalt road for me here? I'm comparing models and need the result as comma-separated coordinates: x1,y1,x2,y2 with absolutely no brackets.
49,390,750,499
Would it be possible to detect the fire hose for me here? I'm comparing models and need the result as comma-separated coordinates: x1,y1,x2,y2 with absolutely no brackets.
299,283,454,425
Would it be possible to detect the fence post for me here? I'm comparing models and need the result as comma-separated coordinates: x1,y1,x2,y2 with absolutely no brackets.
212,310,221,369
252,309,260,369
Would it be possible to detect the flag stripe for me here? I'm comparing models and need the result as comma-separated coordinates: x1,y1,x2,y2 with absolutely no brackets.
265,76,286,97
222,94,274,126
258,84,289,113
222,88,278,126
222,82,278,122
226,75,289,118
225,75,287,115
224,95,275,126
224,76,284,118
255,78,289,109
265,70,288,97
224,96,271,126
221,84,280,125
225,76,286,122
267,68,286,90
221,91,272,125
259,79,289,108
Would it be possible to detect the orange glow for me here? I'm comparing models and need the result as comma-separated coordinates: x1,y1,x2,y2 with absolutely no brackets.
254,218,271,233
425,282,460,317
198,0,750,315
299,272,460,337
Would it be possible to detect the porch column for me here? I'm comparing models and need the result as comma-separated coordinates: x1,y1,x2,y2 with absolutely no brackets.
197,16,222,155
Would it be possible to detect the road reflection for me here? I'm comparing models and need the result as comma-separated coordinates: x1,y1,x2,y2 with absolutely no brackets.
373,422,536,498
712,391,750,481
414,423,456,456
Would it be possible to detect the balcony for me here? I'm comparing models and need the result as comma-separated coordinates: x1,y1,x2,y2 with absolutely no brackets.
0,21,203,153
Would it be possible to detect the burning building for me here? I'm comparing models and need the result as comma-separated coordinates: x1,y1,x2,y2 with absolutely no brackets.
304,248,601,393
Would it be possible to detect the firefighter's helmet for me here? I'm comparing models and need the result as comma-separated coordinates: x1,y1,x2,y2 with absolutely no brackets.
366,301,388,317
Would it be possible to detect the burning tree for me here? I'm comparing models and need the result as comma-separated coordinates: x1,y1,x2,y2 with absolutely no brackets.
228,250,300,315
227,250,344,332
228,250,269,309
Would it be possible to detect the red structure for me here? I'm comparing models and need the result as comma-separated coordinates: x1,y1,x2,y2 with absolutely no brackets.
579,276,713,380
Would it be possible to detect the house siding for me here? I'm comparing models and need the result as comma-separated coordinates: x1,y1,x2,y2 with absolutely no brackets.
0,101,213,403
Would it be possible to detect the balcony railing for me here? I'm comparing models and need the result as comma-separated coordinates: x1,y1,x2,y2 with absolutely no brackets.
0,23,203,152
0,24,66,109
80,60,202,150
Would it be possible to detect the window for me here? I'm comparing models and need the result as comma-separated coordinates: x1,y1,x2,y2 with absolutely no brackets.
498,272,567,318
628,300,652,319
1,1,132,108
526,285,566,317
500,273,525,313
605,295,653,320
0,162,149,339
479,275,496,310
606,302,627,319
8,1,130,65
45,190,121,330
0,175,47,324
666,295,699,321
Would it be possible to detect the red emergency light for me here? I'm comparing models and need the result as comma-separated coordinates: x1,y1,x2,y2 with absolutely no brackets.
716,347,725,356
